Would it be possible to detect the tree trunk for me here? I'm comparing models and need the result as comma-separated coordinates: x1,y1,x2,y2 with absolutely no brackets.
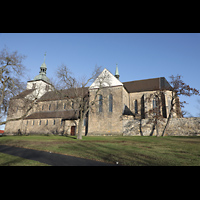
149,123,155,136
139,119,143,136
161,97,174,136
156,123,159,137
161,113,171,136
77,119,83,140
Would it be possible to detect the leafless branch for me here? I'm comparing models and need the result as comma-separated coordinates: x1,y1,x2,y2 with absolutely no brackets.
0,47,27,123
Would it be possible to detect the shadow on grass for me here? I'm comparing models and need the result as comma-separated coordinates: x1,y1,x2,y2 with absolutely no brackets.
58,139,187,166
64,135,77,140
58,141,149,165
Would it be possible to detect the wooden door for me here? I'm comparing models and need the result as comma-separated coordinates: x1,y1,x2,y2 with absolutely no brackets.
71,126,76,136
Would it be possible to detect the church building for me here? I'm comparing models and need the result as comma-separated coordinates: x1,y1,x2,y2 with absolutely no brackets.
5,57,182,136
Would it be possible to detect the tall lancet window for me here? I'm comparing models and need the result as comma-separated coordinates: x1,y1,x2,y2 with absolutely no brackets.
134,100,138,114
109,94,113,112
99,95,103,113
153,98,158,109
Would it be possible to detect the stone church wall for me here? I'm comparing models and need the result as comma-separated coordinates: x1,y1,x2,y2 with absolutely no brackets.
5,118,86,136
88,86,124,135
123,117,200,136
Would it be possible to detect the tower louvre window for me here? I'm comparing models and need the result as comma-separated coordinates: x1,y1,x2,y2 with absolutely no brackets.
32,83,36,89
45,85,49,91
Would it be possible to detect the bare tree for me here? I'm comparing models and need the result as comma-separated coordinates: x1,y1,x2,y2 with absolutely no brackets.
161,75,199,136
144,91,165,137
134,75,199,137
56,65,102,139
0,47,29,125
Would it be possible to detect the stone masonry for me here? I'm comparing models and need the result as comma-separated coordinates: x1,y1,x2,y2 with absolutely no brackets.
123,117,200,136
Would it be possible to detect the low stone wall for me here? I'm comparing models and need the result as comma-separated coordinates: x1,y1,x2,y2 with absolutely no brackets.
123,117,200,136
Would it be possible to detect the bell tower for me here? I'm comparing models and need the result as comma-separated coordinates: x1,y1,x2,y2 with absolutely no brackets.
26,53,53,97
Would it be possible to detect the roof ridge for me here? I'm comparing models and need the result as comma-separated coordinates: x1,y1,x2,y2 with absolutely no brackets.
123,77,161,84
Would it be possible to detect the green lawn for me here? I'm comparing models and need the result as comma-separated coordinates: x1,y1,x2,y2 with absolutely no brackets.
0,135,200,166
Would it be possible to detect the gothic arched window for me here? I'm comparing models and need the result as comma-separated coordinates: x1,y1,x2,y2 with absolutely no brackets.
99,95,103,113
134,100,138,114
109,94,113,112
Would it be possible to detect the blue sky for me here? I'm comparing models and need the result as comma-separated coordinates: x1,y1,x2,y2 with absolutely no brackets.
0,33,200,125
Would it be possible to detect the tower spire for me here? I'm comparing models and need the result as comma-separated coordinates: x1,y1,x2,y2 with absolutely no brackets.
40,52,47,75
115,64,120,80
33,53,50,84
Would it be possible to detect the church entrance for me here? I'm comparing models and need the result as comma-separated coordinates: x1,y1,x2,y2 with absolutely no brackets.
71,126,76,136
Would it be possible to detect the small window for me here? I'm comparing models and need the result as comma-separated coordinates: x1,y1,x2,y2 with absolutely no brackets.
32,120,35,126
53,120,56,125
39,120,42,125
64,103,66,109
42,105,44,110
109,94,113,112
49,104,51,110
46,120,48,125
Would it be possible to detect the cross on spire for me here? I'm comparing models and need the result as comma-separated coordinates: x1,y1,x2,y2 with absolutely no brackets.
44,52,47,63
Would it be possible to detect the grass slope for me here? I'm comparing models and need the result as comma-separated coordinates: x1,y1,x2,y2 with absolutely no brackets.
0,135,200,166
